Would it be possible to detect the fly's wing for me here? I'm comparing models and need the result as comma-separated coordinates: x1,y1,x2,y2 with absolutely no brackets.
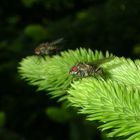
49,38,63,46
50,38,64,52
36,43,48,50
87,56,115,66
38,38,63,48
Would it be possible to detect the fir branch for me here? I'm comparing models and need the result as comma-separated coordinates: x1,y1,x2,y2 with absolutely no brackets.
18,48,140,92
104,57,140,89
18,48,140,139
18,48,112,100
68,78,140,139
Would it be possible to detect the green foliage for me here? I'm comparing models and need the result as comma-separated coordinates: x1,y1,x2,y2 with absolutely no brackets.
18,48,112,100
2,0,140,139
46,105,73,123
0,112,5,128
21,0,37,7
68,78,140,139
133,44,140,56
19,48,140,140
102,57,140,89
24,24,48,41
43,0,75,11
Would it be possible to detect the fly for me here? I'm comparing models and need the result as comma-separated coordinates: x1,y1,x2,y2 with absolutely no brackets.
34,38,63,56
69,57,114,78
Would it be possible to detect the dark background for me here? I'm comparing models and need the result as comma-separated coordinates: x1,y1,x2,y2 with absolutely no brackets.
0,0,140,140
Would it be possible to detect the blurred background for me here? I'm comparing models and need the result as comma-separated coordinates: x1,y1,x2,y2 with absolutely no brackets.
0,0,140,140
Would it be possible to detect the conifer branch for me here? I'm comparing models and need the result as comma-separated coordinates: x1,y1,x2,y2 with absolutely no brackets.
18,48,111,100
68,78,140,140
18,48,140,139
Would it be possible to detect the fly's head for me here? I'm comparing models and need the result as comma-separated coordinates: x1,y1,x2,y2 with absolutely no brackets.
34,45,47,55
69,65,79,76
34,47,41,55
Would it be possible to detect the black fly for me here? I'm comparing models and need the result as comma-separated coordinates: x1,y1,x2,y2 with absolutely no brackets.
34,38,63,56
69,57,115,78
